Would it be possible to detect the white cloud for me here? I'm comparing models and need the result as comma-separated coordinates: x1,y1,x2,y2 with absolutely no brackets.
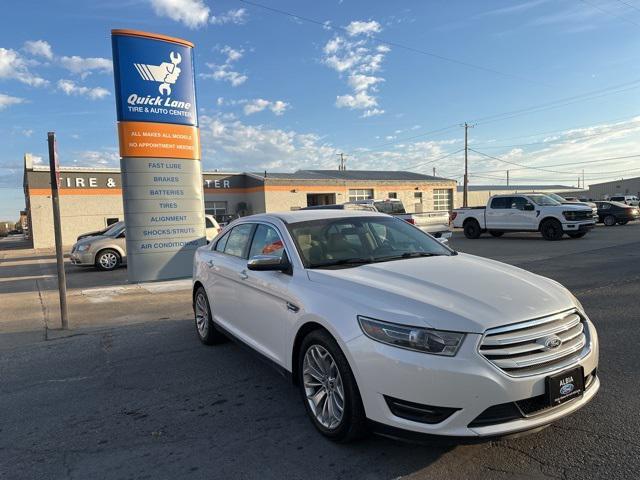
322,21,389,116
23,40,53,60
243,98,290,116
149,0,210,28
200,45,248,86
0,92,25,109
0,48,48,86
22,129,33,137
59,56,112,78
57,79,110,99
74,150,120,167
211,8,247,25
345,20,382,37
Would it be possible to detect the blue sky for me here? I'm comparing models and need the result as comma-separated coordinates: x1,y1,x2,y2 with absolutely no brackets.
2,0,640,219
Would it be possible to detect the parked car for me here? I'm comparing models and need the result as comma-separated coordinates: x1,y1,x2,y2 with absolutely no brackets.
451,194,595,240
542,193,597,218
71,215,221,271
192,210,599,442
76,221,124,242
594,201,640,226
607,195,640,207
347,198,452,240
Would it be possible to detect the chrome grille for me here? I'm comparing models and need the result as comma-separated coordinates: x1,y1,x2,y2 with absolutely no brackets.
479,310,589,377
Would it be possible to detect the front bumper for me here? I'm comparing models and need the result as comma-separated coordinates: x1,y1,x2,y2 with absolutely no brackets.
346,319,599,438
562,221,595,232
70,251,95,266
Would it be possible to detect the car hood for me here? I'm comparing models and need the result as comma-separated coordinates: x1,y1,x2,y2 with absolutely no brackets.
73,234,110,248
306,253,577,333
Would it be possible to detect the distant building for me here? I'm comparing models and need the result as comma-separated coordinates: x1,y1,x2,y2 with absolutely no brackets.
587,176,640,200
456,184,582,207
22,154,457,249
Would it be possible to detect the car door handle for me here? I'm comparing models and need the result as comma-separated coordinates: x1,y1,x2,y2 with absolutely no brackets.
239,269,248,280
206,259,215,268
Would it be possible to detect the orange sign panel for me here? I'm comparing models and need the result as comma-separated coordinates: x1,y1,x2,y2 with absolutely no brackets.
118,121,200,159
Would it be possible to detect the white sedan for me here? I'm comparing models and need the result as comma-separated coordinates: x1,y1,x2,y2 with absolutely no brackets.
192,210,599,442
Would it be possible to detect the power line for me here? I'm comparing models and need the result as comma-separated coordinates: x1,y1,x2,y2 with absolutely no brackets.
469,148,581,174
610,0,640,14
364,125,460,152
403,148,464,170
577,0,640,28
237,0,551,86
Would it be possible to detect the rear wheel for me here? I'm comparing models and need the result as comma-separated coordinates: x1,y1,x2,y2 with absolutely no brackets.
489,230,504,237
463,220,482,239
193,286,226,345
298,329,368,442
568,232,587,239
95,249,121,271
603,215,617,226
540,219,564,241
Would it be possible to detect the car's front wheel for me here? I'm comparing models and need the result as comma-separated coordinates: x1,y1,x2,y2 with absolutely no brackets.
540,219,564,241
95,249,121,271
298,329,367,442
603,215,617,226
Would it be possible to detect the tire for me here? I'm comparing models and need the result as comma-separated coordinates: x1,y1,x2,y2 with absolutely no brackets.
95,249,121,271
298,329,368,442
489,230,504,237
568,232,587,239
463,220,482,239
618,220,629,225
540,219,564,241
603,215,617,226
193,286,227,345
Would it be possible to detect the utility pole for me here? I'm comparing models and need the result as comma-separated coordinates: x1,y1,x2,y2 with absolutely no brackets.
507,170,510,187
582,169,585,190
462,122,474,207
433,167,436,177
47,132,68,330
336,153,348,171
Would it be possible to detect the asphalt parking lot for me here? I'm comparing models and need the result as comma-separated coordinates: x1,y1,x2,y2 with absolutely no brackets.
1,223,639,479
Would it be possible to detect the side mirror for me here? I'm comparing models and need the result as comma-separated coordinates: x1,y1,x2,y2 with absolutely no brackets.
247,254,290,272
524,204,535,211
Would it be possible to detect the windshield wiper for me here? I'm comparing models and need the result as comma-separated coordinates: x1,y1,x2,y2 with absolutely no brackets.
308,257,374,269
373,252,444,263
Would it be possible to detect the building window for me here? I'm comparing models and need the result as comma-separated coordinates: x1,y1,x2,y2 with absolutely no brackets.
106,217,120,226
433,189,453,211
388,192,397,199
414,191,423,201
205,201,227,221
348,188,374,201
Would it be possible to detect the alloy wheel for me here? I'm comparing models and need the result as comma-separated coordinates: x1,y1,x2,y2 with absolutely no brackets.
303,345,345,430
99,252,118,269
195,292,209,338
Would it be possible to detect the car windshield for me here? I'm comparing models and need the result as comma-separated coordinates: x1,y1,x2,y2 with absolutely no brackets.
373,201,406,214
546,193,567,202
287,216,452,269
103,222,124,237
527,194,561,206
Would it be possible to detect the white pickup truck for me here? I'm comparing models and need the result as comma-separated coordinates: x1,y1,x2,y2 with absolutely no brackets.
451,193,595,240
348,198,452,240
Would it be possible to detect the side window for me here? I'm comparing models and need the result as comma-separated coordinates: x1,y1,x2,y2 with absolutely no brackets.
490,197,510,209
249,224,285,259
214,231,230,252
600,203,611,210
205,218,214,229
223,224,254,258
511,197,528,210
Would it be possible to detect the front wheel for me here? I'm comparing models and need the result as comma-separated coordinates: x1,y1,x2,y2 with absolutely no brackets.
603,215,617,226
540,219,564,241
298,330,368,442
95,249,121,271
568,232,587,239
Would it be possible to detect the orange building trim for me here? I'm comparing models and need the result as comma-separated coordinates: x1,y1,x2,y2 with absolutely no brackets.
111,29,194,48
29,188,124,196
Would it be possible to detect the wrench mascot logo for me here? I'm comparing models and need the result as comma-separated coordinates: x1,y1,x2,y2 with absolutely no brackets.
133,51,182,95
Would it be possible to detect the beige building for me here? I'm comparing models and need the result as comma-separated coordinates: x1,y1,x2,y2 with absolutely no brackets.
23,155,457,249
586,176,640,200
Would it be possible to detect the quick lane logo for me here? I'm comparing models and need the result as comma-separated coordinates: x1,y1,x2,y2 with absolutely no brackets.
134,51,182,95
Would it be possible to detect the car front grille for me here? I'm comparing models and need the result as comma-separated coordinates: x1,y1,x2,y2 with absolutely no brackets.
478,309,590,377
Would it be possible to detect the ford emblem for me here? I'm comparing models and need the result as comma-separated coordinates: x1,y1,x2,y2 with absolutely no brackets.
560,383,574,395
543,335,562,350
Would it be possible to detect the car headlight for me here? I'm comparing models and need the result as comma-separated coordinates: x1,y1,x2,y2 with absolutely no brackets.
358,316,465,356
76,243,91,252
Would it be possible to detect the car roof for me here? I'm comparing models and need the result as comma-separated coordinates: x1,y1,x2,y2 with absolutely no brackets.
235,209,386,224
